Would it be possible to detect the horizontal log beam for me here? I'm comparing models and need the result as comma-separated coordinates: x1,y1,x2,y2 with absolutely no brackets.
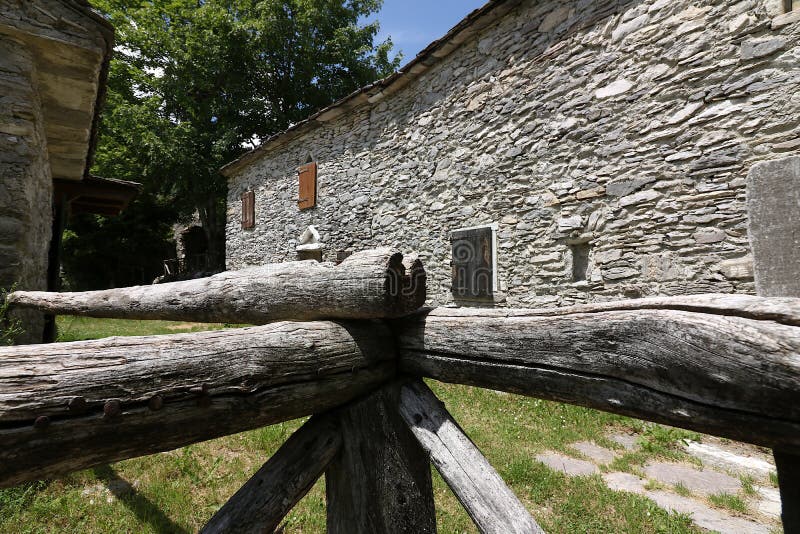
0,321,395,488
397,381,544,534
201,413,341,534
6,248,426,323
394,295,800,453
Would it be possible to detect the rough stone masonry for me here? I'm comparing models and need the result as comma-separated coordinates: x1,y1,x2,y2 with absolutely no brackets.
0,0,111,342
224,0,800,308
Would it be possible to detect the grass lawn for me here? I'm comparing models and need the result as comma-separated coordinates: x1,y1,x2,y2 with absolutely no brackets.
0,318,703,533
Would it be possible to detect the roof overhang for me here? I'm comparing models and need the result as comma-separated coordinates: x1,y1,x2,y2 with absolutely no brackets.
54,175,142,216
0,0,114,182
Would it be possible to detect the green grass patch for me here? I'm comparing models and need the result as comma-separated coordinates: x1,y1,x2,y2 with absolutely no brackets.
708,492,748,514
673,483,691,497
55,316,236,341
740,475,758,497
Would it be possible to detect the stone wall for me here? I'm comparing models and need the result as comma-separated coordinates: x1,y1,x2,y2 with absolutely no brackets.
0,37,52,343
225,0,800,308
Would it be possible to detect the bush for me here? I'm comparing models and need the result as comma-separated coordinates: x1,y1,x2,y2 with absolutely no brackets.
0,286,23,345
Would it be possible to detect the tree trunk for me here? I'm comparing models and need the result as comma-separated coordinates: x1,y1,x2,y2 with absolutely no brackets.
198,197,225,272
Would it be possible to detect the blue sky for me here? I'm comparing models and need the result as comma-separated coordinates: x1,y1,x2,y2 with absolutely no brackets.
368,0,487,63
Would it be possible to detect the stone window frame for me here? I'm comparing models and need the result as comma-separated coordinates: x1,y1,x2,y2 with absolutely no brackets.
569,242,591,282
450,223,499,300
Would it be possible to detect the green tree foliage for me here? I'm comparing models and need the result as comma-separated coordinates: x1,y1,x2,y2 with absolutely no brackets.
64,0,399,288
0,286,23,345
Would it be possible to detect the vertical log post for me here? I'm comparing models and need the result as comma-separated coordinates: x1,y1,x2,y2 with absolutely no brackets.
747,155,800,532
325,383,436,534
201,413,341,534
397,380,544,534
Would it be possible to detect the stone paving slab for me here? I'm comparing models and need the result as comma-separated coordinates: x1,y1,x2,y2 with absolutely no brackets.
644,461,741,496
603,472,770,534
683,440,776,479
535,452,599,476
607,432,639,451
603,471,647,493
646,490,770,534
755,486,782,519
571,441,618,465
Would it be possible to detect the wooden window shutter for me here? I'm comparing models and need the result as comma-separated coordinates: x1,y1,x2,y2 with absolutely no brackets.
298,162,317,210
241,191,255,229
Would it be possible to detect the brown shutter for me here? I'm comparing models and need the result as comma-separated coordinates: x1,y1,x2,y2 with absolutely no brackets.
241,191,255,229
298,162,317,210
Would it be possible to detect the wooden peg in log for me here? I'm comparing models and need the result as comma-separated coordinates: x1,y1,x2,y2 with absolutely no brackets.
6,248,426,323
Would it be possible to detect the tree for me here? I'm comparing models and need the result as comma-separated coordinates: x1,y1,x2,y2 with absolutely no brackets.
67,0,399,286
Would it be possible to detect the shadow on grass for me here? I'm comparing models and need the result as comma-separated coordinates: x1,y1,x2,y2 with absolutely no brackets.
93,465,189,534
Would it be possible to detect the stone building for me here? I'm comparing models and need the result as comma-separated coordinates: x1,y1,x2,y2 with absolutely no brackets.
1,1,139,342
222,0,800,308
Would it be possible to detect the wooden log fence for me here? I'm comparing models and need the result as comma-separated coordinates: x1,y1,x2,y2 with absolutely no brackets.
394,295,800,453
1,246,799,533
0,320,395,487
6,248,426,323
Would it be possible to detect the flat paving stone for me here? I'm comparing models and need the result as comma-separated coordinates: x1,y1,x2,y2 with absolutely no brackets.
603,471,770,534
644,461,741,496
571,441,618,464
683,440,775,479
607,432,639,451
603,471,647,493
755,486,782,519
646,491,770,534
536,452,599,476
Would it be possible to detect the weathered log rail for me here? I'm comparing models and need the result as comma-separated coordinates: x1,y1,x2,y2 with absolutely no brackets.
2,248,799,533
395,295,800,453
7,248,426,323
0,320,394,487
